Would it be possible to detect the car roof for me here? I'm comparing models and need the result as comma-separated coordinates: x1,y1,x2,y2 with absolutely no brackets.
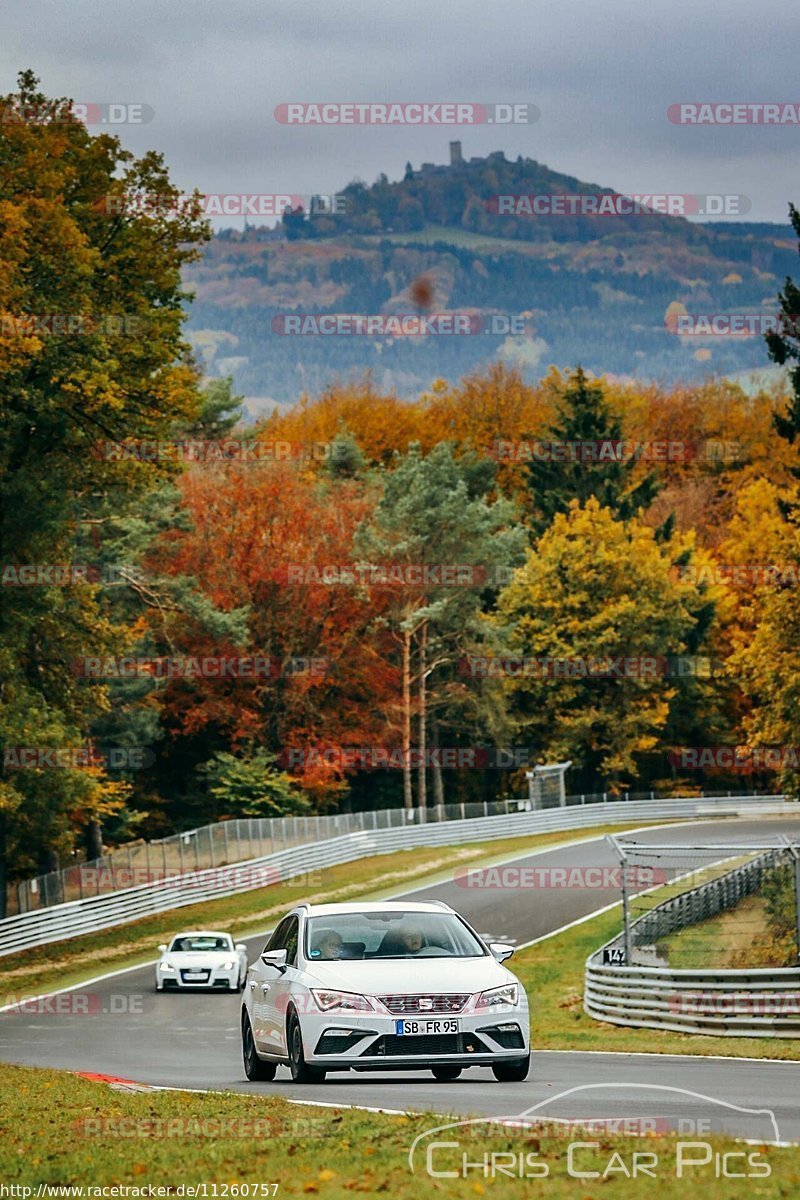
168,930,232,938
301,901,453,917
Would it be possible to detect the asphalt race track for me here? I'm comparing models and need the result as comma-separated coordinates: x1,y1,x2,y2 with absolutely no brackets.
2,816,800,1141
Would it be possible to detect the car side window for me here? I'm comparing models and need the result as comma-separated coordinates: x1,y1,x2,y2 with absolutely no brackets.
283,916,299,967
263,917,290,955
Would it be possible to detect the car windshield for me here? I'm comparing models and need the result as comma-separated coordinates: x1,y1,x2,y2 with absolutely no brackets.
305,912,486,960
169,935,232,952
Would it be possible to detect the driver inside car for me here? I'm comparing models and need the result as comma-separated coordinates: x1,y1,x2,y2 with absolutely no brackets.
313,929,344,960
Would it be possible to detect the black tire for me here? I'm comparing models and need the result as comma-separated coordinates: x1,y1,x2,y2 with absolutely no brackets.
242,1010,277,1081
492,1055,530,1082
431,1065,463,1081
287,1011,326,1083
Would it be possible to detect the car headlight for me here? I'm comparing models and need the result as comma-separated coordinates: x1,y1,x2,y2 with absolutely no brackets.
221,960,236,970
476,983,518,1009
159,962,176,973
310,990,375,1012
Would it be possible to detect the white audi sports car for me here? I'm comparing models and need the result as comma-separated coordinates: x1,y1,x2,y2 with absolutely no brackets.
240,900,530,1083
155,929,248,991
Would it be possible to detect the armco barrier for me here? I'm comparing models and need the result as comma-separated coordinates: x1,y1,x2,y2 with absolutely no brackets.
0,794,788,957
585,961,800,1037
585,838,800,1037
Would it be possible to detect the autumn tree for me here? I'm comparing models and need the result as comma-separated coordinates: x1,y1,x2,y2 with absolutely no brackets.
496,498,723,791
357,444,525,808
0,71,208,908
766,202,800,504
524,369,662,537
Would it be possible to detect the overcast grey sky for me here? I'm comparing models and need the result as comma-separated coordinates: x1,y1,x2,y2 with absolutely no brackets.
2,0,796,223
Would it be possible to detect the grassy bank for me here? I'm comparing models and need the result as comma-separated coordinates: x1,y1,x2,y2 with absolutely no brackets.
0,1061,795,1195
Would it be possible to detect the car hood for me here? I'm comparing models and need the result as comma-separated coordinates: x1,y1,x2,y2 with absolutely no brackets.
162,951,237,967
303,955,517,996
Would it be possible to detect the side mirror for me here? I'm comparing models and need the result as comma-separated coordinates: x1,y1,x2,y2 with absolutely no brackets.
260,948,288,973
489,942,515,963
158,944,168,953
235,943,247,953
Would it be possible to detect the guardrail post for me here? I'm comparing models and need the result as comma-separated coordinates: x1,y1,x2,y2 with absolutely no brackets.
782,838,800,962
608,836,632,964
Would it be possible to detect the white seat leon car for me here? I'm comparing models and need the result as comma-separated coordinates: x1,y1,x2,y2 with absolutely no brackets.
155,930,248,991
241,901,530,1083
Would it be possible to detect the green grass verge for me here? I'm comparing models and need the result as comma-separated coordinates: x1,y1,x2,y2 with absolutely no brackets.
0,1061,797,1195
660,894,771,968
2,822,668,1004
512,903,800,1060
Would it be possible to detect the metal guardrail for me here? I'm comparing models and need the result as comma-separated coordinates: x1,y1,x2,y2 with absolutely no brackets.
585,960,800,1037
0,793,787,957
11,787,769,914
585,841,800,1037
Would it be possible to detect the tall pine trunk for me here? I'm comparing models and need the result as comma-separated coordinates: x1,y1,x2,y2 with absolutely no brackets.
417,622,428,809
402,627,413,810
0,812,7,919
432,717,445,811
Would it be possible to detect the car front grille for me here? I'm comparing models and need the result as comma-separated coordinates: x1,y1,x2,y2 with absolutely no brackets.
378,993,470,1014
366,1032,490,1057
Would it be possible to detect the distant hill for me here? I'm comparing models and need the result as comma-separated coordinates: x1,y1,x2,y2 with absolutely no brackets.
183,148,797,408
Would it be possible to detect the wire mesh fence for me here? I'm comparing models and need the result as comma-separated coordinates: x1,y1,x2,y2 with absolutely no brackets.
7,788,782,916
607,836,800,969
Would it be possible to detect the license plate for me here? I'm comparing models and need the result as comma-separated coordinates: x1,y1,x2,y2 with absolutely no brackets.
184,971,206,979
395,1019,460,1036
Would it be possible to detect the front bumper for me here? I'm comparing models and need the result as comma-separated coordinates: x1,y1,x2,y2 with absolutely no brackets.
156,965,240,990
300,1003,530,1070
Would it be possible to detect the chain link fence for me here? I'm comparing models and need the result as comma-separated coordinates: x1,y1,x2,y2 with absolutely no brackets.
8,789,782,917
607,836,800,969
